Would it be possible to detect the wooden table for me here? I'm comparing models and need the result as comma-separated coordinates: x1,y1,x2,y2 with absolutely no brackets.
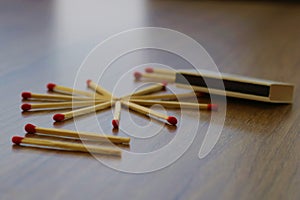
0,1,299,200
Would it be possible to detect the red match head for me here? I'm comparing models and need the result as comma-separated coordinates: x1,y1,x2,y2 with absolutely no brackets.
47,83,56,91
145,67,154,73
167,116,177,125
53,114,65,122
25,123,36,133
21,92,31,99
161,81,168,89
112,119,119,129
21,103,31,111
86,79,92,86
134,72,142,80
12,136,24,145
207,104,218,111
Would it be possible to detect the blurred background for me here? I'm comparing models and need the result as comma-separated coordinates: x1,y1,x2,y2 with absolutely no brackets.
1,0,299,79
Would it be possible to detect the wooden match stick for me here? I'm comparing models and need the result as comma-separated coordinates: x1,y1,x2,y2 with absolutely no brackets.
130,82,167,96
12,136,121,156
21,100,106,111
87,80,113,98
121,100,177,125
21,92,96,101
145,67,176,76
130,99,218,110
129,92,202,100
24,124,130,144
47,83,104,98
112,101,122,128
134,72,175,83
122,82,167,99
53,101,114,121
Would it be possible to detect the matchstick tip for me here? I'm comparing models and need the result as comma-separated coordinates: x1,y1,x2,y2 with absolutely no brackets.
21,92,31,99
86,79,92,86
134,72,142,80
112,119,119,129
12,136,24,145
161,81,168,89
47,83,56,91
167,116,177,125
53,114,65,122
25,123,36,133
21,103,31,111
145,67,154,73
208,104,218,111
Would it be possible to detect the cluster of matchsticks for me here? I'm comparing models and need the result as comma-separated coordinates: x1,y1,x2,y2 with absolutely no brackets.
12,124,129,156
12,67,218,155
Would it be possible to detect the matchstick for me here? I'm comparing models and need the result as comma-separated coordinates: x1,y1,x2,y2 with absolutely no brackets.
47,83,104,99
87,80,113,98
130,99,218,110
21,100,106,111
112,101,122,128
130,82,167,96
53,101,114,121
12,136,121,156
134,72,175,83
121,100,177,125
21,92,96,101
24,124,130,144
122,82,167,99
129,92,202,100
145,67,176,76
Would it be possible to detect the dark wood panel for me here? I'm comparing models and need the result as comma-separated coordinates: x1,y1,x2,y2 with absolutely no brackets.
0,1,299,200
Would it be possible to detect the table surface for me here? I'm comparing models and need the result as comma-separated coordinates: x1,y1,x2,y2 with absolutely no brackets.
0,1,299,200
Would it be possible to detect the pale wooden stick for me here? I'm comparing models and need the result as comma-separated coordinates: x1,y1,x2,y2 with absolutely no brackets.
21,100,106,111
21,92,97,101
87,80,113,98
12,136,121,156
134,72,175,83
112,101,122,128
121,100,177,125
129,92,201,100
25,124,130,144
122,83,166,99
53,101,114,121
130,83,166,96
130,99,217,110
145,67,176,76
47,83,104,98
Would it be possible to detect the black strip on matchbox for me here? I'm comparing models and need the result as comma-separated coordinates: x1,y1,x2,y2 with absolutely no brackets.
175,73,270,97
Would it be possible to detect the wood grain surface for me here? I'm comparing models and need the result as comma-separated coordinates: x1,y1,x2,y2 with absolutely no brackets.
0,1,299,200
